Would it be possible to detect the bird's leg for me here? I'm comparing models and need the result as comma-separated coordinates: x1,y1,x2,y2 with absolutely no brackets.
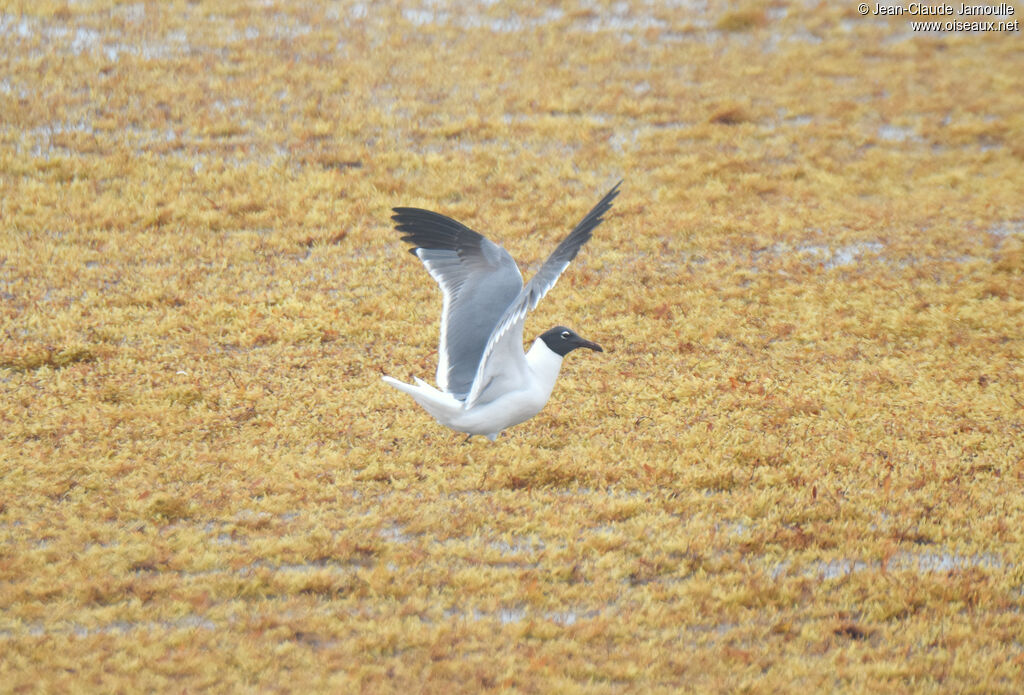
462,433,473,444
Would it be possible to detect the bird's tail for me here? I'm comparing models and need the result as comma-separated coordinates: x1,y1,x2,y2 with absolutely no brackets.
382,375,464,420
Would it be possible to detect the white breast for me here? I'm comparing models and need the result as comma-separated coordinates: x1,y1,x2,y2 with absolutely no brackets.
524,337,565,404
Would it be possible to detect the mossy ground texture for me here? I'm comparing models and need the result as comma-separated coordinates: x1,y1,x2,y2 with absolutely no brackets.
2,1,1024,692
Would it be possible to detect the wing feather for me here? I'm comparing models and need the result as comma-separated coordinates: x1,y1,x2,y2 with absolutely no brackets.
391,208,523,398
464,181,622,407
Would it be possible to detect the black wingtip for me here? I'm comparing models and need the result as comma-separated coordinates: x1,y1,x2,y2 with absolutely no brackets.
565,180,622,242
588,180,623,219
391,207,414,223
604,179,623,204
390,206,489,257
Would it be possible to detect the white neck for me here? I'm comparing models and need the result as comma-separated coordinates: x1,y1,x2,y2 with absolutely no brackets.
525,338,565,399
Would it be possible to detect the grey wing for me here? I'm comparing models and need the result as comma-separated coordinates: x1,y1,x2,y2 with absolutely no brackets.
392,207,523,399
464,181,622,407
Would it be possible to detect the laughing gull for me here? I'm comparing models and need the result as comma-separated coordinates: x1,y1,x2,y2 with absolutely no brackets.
382,181,621,441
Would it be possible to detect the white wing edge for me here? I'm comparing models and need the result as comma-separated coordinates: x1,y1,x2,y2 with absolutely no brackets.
417,252,458,393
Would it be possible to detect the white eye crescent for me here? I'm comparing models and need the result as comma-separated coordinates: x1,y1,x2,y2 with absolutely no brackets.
561,331,571,339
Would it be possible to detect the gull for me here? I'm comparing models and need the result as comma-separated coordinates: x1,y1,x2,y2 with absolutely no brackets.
382,181,621,441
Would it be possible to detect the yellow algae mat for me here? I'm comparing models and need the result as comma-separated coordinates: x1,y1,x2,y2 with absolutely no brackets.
2,1,1023,692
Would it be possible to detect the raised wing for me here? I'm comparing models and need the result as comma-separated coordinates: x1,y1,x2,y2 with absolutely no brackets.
391,207,523,399
464,180,622,407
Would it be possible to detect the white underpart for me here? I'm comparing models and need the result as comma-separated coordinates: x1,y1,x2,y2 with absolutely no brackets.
382,338,564,441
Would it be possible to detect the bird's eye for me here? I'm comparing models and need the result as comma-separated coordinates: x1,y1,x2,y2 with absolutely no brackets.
560,331,571,339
